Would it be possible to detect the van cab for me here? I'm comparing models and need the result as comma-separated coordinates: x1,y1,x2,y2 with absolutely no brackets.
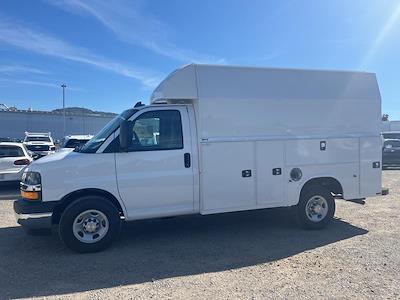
14,64,387,252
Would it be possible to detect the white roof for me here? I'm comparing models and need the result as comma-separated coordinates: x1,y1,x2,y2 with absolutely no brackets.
25,132,51,136
0,142,24,147
151,64,381,138
151,64,380,103
65,135,93,140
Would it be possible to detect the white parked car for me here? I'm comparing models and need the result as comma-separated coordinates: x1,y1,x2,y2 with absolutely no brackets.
23,132,56,157
0,142,32,182
14,64,387,253
60,135,93,151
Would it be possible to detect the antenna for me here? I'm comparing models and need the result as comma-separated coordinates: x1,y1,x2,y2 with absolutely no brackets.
134,101,145,108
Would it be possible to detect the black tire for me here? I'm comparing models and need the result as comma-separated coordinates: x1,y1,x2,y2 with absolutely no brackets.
296,185,335,229
59,196,121,253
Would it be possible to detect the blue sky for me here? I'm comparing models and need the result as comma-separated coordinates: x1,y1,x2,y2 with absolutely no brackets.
0,0,399,118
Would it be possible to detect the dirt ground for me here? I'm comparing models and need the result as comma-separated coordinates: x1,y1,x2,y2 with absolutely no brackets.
0,171,399,299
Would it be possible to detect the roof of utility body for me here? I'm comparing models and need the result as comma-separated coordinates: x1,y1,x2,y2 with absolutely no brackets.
151,64,380,103
151,64,381,138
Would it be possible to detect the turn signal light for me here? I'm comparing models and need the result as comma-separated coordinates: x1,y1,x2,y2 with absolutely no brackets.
14,159,31,166
21,190,40,200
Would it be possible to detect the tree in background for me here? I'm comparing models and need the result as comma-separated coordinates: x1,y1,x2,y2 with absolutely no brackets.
382,114,389,121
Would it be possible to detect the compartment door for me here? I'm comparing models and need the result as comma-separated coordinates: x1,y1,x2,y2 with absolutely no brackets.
200,141,256,213
256,141,286,206
360,136,382,197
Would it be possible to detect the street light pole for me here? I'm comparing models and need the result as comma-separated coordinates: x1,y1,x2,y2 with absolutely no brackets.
61,83,67,137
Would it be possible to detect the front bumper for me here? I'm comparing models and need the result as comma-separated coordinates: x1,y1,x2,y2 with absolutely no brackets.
32,151,55,157
14,199,57,229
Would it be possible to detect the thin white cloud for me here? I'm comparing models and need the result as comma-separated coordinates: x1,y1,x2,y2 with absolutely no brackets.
0,16,163,88
361,3,400,68
46,0,226,64
0,65,49,75
0,78,81,91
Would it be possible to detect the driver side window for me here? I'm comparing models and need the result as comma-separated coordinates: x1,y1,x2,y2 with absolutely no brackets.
130,110,183,151
104,110,184,153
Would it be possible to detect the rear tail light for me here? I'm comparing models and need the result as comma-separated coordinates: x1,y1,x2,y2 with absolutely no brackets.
14,159,31,165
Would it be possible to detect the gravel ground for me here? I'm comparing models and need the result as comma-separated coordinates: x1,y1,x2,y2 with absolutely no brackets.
0,171,399,299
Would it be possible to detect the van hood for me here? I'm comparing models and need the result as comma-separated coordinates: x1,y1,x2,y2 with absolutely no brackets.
26,150,81,173
22,147,118,203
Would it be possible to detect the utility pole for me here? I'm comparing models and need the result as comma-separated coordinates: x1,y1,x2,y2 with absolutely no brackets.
61,83,67,137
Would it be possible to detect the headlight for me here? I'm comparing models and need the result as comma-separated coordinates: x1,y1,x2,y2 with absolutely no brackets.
22,171,41,186
21,171,42,201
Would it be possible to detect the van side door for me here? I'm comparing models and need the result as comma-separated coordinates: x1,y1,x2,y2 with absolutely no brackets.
114,106,195,220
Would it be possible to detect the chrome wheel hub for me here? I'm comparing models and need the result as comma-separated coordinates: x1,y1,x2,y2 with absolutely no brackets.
83,218,100,233
73,210,109,243
305,196,328,222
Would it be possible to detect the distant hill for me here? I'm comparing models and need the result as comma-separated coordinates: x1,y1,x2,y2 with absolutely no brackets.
52,107,117,116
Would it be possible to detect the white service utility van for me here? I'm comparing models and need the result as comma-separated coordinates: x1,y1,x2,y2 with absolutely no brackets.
23,132,56,157
14,64,387,252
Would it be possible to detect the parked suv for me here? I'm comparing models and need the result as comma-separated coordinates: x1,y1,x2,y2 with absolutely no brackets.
60,135,93,151
382,139,400,168
23,132,56,157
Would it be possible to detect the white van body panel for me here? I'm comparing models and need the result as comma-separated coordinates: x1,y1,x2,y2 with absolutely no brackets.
360,136,382,196
201,141,257,213
115,106,195,220
26,151,127,216
151,64,382,213
152,65,381,138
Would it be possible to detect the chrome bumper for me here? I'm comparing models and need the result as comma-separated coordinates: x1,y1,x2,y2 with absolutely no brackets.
14,199,56,229
15,212,53,229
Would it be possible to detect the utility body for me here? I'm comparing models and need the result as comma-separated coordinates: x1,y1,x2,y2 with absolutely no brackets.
14,64,386,252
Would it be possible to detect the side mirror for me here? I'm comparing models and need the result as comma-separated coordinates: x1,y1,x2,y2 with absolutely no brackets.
119,119,133,152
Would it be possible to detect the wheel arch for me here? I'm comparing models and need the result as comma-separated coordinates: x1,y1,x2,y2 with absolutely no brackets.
299,176,344,199
52,188,125,225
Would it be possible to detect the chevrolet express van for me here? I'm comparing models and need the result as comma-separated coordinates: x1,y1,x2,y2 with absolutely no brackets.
14,64,387,252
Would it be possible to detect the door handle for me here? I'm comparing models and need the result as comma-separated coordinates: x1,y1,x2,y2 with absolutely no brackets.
184,153,191,168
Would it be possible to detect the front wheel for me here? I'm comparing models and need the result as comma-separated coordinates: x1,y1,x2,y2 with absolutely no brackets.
59,196,121,253
296,185,335,229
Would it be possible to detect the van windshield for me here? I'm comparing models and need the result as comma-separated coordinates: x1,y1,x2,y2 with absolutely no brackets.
383,133,400,140
25,136,51,142
79,108,138,153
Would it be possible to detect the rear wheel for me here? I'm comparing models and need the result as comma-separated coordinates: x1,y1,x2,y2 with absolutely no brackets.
296,185,335,229
59,196,121,253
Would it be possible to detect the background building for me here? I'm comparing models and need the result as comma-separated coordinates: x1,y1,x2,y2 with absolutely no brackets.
382,120,400,132
0,105,116,140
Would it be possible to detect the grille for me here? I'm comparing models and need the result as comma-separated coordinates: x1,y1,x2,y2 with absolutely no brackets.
27,145,49,151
